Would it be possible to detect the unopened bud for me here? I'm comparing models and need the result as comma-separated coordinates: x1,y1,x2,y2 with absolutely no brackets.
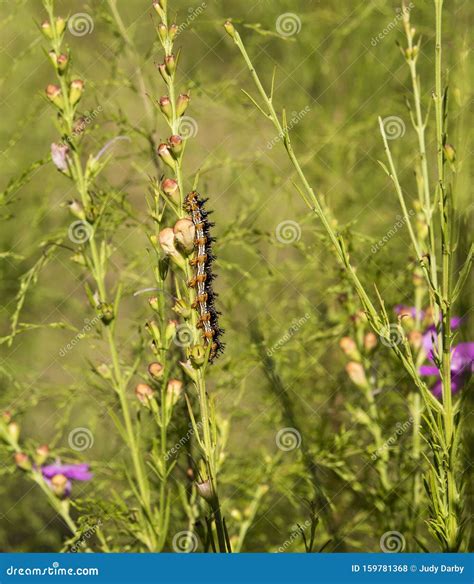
224,20,236,39
364,332,377,352
8,422,20,443
148,296,160,311
68,200,85,220
135,383,155,405
41,20,53,39
57,53,68,73
169,24,178,40
157,143,175,169
165,54,176,75
169,134,183,157
408,330,423,350
159,95,172,120
157,23,167,42
339,337,359,360
46,84,63,109
159,227,178,256
176,93,190,117
157,62,168,83
166,378,183,407
173,218,195,253
148,362,164,379
14,452,31,471
51,143,70,173
345,362,368,388
161,178,180,204
55,16,66,36
35,444,49,465
165,319,178,343
69,79,84,106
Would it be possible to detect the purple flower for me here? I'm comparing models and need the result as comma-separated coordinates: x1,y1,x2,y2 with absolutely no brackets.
420,343,474,398
41,462,92,497
394,305,425,320
421,317,462,360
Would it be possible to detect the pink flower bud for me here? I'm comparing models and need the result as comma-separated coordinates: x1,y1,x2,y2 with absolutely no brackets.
148,362,164,379
157,143,175,170
224,20,236,39
165,54,176,75
159,95,172,120
161,178,180,203
176,93,190,117
41,20,53,39
46,84,63,109
69,79,84,106
135,383,155,405
14,452,31,471
158,227,177,256
51,143,70,173
169,134,183,157
345,362,368,388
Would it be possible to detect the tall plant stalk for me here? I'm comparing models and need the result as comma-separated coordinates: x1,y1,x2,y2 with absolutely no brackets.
224,1,469,549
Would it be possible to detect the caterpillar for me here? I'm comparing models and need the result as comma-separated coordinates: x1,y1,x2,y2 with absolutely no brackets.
184,191,224,362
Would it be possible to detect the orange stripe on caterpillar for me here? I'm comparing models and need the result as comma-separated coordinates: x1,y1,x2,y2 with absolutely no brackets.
184,191,224,362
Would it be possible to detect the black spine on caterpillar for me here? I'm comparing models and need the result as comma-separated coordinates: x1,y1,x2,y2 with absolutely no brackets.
184,191,225,362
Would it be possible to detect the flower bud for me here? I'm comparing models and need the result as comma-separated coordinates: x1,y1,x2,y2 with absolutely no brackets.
2,411,12,424
148,362,164,379
50,473,69,497
364,332,377,352
14,452,31,471
165,54,176,75
152,1,165,18
157,62,168,83
46,84,63,109
96,363,112,380
41,20,53,39
345,362,368,388
157,23,167,42
161,178,180,204
135,383,156,406
8,422,20,443
176,93,190,117
51,143,70,173
68,200,85,220
190,344,206,366
159,96,172,120
69,79,84,106
55,16,66,36
35,444,49,465
169,24,178,40
173,218,195,254
224,20,236,39
339,337,359,360
180,359,197,382
157,143,175,170
165,319,178,343
97,302,114,325
148,296,160,312
169,134,183,157
145,319,161,342
57,53,69,73
166,378,183,407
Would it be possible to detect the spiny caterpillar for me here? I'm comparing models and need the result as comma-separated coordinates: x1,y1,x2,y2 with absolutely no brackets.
184,191,224,362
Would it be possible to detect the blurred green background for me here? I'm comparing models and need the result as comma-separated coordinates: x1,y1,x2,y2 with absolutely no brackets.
0,0,471,552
